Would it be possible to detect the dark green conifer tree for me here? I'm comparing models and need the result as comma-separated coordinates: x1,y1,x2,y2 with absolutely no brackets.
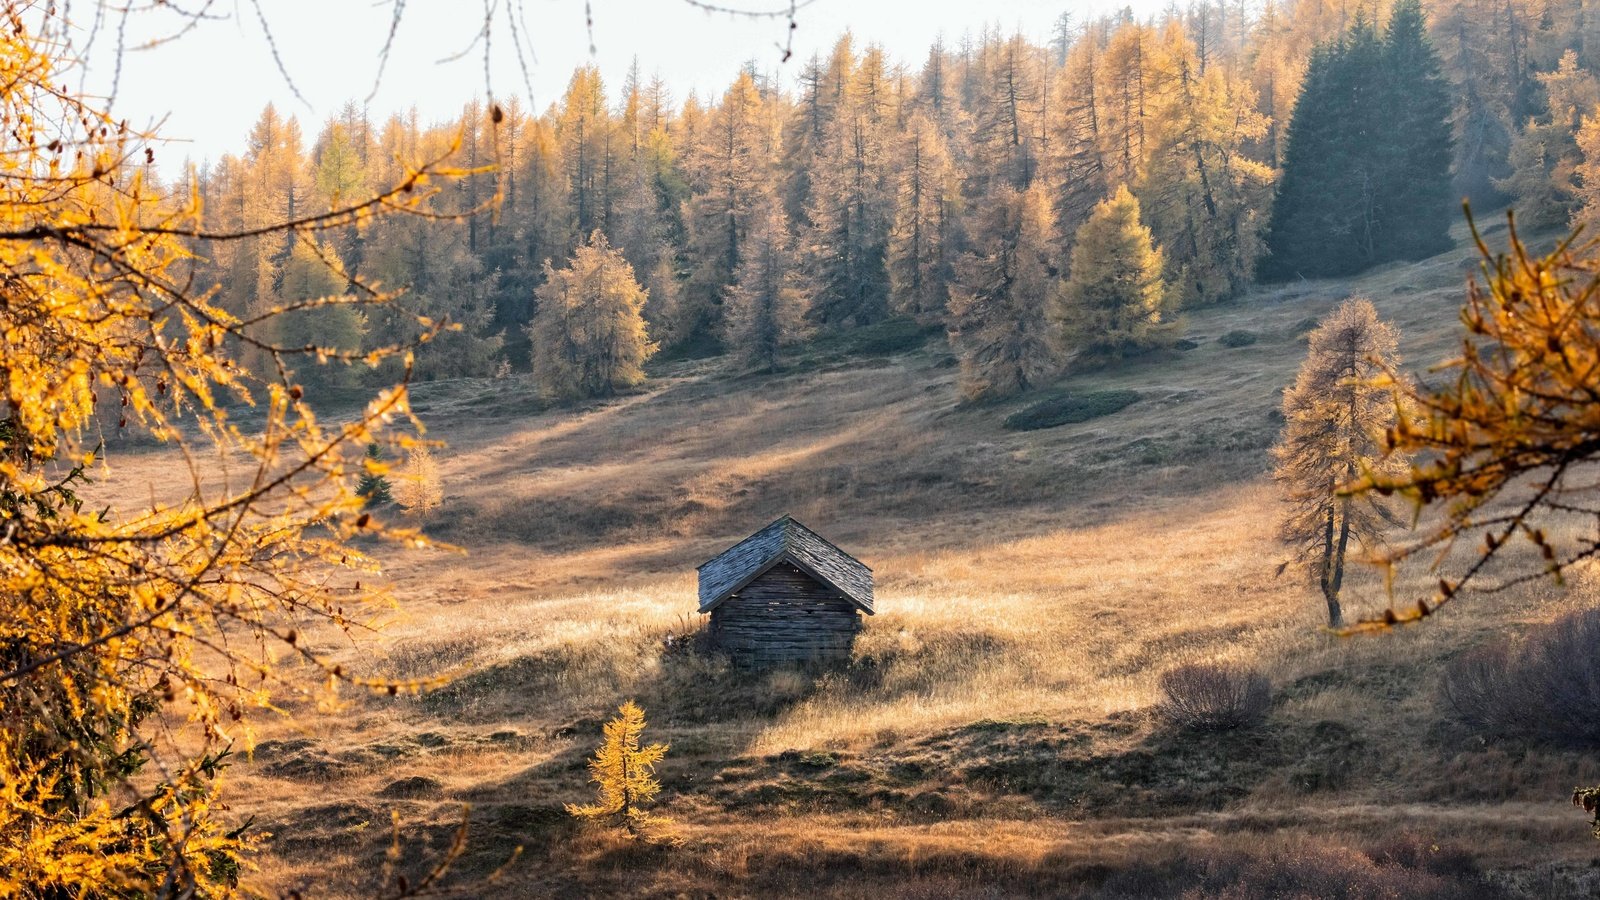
1257,42,1342,281
1261,3,1453,280
1381,0,1456,260
356,443,394,508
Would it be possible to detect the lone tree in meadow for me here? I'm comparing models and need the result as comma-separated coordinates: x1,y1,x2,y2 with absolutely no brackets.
567,700,671,838
1054,184,1177,360
1326,219,1600,840
1272,298,1407,627
394,445,444,518
528,231,657,400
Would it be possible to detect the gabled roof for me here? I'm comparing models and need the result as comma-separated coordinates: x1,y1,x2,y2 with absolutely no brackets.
697,516,874,615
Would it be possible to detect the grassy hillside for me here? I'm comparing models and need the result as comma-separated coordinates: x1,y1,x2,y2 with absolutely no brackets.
101,217,1600,897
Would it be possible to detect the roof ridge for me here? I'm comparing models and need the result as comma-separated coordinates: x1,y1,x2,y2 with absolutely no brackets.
695,515,786,571
778,515,873,573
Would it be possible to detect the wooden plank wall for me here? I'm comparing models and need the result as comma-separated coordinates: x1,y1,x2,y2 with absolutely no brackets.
710,563,861,666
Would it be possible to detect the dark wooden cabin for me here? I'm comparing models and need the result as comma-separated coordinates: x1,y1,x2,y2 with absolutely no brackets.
697,516,874,666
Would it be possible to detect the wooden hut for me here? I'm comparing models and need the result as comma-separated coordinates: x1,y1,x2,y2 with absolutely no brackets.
697,516,874,666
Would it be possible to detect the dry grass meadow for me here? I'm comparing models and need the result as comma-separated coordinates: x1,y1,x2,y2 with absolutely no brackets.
94,216,1600,896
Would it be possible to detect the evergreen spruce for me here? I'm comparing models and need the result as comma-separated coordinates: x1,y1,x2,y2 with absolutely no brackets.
355,443,393,508
1381,0,1456,260
1256,42,1340,281
1261,3,1454,279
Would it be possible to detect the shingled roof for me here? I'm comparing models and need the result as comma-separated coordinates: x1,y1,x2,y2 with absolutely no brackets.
697,516,874,614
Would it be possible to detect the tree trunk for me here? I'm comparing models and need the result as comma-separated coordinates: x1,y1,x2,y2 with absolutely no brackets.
1326,496,1352,627
1319,494,1342,627
621,748,636,834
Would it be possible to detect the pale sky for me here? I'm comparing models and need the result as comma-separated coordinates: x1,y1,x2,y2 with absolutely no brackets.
72,1,1164,167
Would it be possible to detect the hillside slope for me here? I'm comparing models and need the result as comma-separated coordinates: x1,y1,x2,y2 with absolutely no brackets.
103,218,1600,897
398,214,1496,579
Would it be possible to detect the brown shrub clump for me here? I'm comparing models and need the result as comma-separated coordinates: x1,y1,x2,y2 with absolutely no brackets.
1101,837,1494,900
1159,662,1272,732
1441,606,1600,746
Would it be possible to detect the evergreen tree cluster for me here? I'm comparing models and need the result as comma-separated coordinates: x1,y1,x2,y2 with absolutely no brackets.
1261,0,1454,280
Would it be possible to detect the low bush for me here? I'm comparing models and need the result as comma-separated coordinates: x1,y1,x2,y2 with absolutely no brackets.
1441,606,1600,746
1003,390,1142,431
1099,838,1493,900
804,316,937,359
1218,329,1259,348
846,317,938,355
1159,662,1272,731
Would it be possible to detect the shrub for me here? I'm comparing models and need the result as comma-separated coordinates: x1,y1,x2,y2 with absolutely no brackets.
804,316,936,360
1003,390,1141,431
1100,839,1491,899
1218,329,1259,348
1441,606,1600,746
845,317,936,355
1159,662,1272,731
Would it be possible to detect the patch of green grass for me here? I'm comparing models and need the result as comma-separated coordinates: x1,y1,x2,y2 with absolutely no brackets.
801,317,941,361
650,329,724,364
1218,329,1259,348
958,716,1050,734
1003,390,1142,431
778,749,843,770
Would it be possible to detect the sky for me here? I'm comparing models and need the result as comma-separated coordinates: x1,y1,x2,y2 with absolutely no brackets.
72,0,1164,167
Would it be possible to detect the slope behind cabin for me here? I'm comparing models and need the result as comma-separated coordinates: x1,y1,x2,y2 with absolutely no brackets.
697,516,874,666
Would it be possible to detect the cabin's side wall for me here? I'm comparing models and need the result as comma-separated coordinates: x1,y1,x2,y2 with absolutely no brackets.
709,563,861,665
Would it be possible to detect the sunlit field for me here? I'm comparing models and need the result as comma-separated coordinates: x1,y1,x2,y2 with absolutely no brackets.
83,217,1600,897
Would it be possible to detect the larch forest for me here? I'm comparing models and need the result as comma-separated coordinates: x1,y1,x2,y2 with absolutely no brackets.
6,0,1600,896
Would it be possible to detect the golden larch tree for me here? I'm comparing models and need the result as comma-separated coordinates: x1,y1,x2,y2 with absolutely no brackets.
395,445,445,517
1272,298,1407,627
528,231,657,400
1353,217,1600,628
887,111,960,320
724,200,809,372
566,700,671,837
0,6,471,892
947,182,1061,401
1054,184,1176,360
1496,51,1595,229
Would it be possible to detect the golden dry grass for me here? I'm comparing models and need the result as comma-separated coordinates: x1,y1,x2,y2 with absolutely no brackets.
88,216,1600,897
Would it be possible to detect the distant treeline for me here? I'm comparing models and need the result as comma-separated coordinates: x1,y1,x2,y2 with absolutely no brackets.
175,0,1581,398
